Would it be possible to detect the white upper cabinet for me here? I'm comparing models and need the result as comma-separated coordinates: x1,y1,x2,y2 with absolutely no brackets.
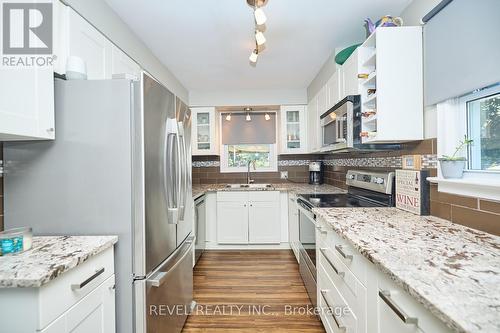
327,69,343,109
280,105,308,154
0,67,55,140
67,9,112,80
317,84,328,118
191,107,219,156
307,95,319,152
343,48,361,97
358,27,423,143
111,44,141,79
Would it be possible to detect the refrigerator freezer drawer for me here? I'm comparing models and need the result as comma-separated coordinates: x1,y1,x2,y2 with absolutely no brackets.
135,236,194,333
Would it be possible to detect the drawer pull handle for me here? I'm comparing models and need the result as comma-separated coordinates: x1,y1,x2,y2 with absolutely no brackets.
320,248,345,278
320,289,346,332
71,267,105,291
316,226,327,235
379,290,418,325
335,245,353,260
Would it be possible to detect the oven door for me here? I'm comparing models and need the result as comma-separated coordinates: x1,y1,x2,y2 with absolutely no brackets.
320,97,354,151
297,201,317,306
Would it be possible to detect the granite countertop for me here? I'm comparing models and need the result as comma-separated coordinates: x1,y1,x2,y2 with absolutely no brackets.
0,236,118,288
313,207,500,333
192,183,345,199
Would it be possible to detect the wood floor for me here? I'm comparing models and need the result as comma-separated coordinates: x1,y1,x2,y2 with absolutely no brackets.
183,250,325,333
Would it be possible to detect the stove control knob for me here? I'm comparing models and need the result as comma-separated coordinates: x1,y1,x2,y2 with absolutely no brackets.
347,174,356,180
373,177,385,184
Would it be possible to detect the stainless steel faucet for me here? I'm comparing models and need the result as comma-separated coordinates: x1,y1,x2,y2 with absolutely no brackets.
247,160,256,184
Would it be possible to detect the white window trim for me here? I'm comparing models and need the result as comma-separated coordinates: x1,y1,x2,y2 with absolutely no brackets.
219,111,279,173
429,84,500,201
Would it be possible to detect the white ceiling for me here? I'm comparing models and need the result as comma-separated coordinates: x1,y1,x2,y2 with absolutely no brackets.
105,0,412,91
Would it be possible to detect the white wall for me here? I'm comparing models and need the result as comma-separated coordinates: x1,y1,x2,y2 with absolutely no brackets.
189,88,307,107
62,0,189,102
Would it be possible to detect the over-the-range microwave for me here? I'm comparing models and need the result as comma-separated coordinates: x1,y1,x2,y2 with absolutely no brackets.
319,95,400,153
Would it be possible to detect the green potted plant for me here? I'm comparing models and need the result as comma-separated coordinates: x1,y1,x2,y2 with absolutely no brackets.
438,135,474,179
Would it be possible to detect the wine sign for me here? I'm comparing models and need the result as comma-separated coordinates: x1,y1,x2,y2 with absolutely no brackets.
395,170,430,215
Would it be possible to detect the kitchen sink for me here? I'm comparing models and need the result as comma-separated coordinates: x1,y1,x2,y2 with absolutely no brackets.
225,184,274,189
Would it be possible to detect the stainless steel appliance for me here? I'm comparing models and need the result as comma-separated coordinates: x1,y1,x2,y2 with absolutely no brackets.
194,195,206,264
296,170,395,306
3,73,193,333
320,95,400,152
308,161,324,185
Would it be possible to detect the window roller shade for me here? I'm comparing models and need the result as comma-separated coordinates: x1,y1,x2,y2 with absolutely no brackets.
424,0,500,106
221,113,276,144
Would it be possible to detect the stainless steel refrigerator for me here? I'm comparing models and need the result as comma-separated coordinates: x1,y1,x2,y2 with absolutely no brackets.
3,73,194,333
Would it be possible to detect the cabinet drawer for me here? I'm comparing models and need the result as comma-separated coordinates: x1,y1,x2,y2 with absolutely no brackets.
376,272,452,333
321,220,369,286
318,241,367,332
217,191,249,202
248,191,279,202
318,263,358,333
38,247,114,329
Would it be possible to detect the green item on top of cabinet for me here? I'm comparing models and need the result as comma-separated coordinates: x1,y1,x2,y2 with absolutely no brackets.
335,44,362,65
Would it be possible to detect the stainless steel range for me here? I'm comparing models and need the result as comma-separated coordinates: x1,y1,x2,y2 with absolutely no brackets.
296,170,395,306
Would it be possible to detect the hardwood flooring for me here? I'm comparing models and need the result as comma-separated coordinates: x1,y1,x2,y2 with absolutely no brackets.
183,250,325,333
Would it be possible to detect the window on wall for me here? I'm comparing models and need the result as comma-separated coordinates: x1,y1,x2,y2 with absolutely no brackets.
220,112,278,172
466,90,500,171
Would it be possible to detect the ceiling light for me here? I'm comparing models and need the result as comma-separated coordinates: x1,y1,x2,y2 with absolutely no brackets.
254,8,267,25
226,113,232,121
249,49,258,63
246,113,252,121
265,113,270,121
255,31,266,46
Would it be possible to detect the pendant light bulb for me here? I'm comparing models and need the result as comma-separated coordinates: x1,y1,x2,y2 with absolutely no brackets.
255,30,266,46
254,8,267,26
265,113,270,121
226,113,232,121
249,49,258,63
246,113,252,122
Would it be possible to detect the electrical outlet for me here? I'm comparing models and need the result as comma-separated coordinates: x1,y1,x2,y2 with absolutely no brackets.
280,171,288,179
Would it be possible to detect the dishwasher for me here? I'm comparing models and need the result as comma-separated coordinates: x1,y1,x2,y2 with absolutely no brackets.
194,195,206,264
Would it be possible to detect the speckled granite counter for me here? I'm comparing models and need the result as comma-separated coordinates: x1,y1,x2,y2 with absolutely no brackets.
192,183,345,199
313,207,500,333
0,236,118,288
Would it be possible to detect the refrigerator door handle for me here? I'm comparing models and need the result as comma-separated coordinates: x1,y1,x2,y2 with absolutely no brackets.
179,123,189,221
147,236,194,288
165,118,179,224
175,122,183,223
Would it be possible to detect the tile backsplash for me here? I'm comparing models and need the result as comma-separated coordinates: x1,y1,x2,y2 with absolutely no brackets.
192,139,500,235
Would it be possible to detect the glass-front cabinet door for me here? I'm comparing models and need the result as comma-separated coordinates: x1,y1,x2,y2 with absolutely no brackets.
280,105,307,154
191,107,218,155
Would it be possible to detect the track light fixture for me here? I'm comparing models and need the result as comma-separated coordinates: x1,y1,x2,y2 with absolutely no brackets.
249,49,258,63
247,0,268,65
265,113,270,121
226,113,232,121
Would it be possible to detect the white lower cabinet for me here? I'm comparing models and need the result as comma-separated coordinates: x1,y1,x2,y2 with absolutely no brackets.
249,201,281,244
216,191,280,245
316,217,452,333
216,200,249,244
41,275,116,333
0,247,116,333
288,194,300,261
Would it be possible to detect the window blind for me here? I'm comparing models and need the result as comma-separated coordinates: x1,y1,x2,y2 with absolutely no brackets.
221,113,276,144
424,0,500,106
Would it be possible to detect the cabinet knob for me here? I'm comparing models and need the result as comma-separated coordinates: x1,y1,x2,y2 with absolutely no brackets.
47,128,55,132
